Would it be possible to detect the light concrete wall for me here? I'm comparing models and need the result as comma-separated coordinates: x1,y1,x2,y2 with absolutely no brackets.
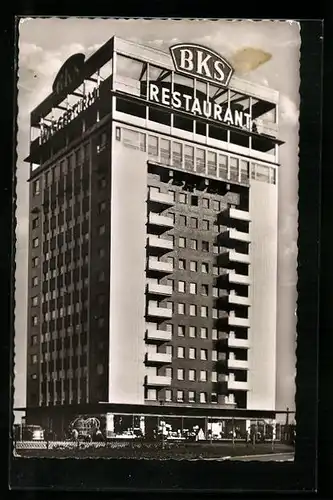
108,131,147,404
247,180,278,411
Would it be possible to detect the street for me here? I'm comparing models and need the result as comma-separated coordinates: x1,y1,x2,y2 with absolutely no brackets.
226,452,294,462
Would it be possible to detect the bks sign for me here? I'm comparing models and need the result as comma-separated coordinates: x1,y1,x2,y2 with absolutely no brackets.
169,44,233,87
52,53,85,95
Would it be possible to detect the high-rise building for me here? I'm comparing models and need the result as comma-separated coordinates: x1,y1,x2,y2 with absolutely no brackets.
25,36,283,436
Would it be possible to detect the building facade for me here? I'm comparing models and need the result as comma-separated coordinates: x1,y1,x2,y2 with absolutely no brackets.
24,36,283,434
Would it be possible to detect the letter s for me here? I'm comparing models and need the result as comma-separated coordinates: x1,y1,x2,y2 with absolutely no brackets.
214,61,225,82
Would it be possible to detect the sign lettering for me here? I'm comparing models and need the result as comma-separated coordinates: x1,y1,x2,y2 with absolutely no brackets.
170,44,233,87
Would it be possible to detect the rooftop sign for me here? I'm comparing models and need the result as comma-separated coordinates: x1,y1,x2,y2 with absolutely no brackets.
169,44,233,87
52,53,86,95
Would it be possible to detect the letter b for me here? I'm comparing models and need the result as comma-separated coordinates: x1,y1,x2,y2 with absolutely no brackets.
180,49,194,70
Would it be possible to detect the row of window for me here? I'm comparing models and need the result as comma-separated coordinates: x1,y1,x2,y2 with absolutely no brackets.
119,127,277,185
30,367,89,380
150,186,224,211
149,301,226,319
162,258,233,275
162,325,220,339
146,389,220,404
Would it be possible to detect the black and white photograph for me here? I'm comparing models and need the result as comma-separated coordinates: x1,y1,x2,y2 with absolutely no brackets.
13,18,300,462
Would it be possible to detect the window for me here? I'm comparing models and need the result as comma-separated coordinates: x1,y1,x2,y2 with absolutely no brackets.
98,317,105,328
179,215,187,226
191,195,199,206
213,200,220,211
200,327,208,339
189,326,196,338
98,271,105,282
177,368,185,380
166,279,173,290
179,193,187,204
31,354,38,364
165,366,172,377
200,349,208,360
189,347,196,359
189,304,197,316
165,324,173,333
202,198,209,208
178,259,186,270
189,391,196,403
189,369,196,381
32,237,39,248
32,296,39,306
190,260,197,272
97,364,104,375
32,315,38,326
202,284,209,296
99,225,106,235
202,241,209,252
201,306,208,317
189,282,197,294
31,335,38,346
201,263,209,273
213,266,219,276
32,217,39,229
165,389,172,401
167,256,174,266
166,301,173,311
212,308,218,319
200,392,207,403
98,201,106,213
211,393,218,403
212,350,218,361
147,389,157,400
177,390,184,402
212,329,218,340
178,303,185,314
212,287,218,297
177,346,185,358
32,256,39,267
179,237,186,248
98,177,107,189
33,179,40,196
190,239,198,250
98,248,105,258
190,217,198,228
200,370,207,382
178,325,185,337
202,219,209,230
211,371,217,382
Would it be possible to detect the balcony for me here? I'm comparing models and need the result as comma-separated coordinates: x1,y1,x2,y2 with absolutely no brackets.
145,329,172,342
219,207,251,223
147,212,174,235
145,352,172,364
218,291,250,308
147,191,175,212
228,334,250,349
145,375,172,387
227,380,249,391
147,257,173,277
219,313,250,329
146,282,173,298
218,249,250,266
147,235,173,256
217,269,251,286
146,303,173,320
219,227,250,244
228,358,249,370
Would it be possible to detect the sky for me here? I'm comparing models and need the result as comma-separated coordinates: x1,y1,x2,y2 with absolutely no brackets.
15,18,300,412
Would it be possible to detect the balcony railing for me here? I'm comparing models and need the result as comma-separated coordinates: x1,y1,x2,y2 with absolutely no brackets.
147,257,173,275
218,269,251,286
145,329,172,342
219,207,251,223
219,227,250,244
146,303,173,319
218,248,250,266
227,380,249,391
147,191,175,212
228,358,249,370
228,334,250,349
147,213,174,235
219,313,250,328
145,352,172,364
147,235,173,255
146,282,173,297
145,375,172,386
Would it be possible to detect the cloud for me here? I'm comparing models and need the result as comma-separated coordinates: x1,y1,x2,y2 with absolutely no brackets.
280,94,299,126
